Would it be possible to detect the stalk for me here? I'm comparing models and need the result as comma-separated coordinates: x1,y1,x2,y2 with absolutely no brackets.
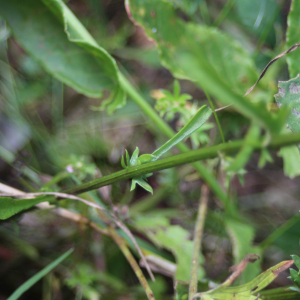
64,132,300,195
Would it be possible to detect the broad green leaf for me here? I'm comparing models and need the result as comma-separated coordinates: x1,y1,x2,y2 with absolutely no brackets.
126,0,257,96
291,255,300,270
287,0,300,78
278,145,300,179
235,0,279,46
0,196,54,220
0,0,125,113
274,76,300,133
8,248,73,300
135,214,205,282
152,105,212,160
225,219,262,284
126,0,286,133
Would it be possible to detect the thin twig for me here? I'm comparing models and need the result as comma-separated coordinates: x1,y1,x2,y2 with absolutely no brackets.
0,190,155,281
204,89,225,143
245,42,300,96
108,226,156,300
188,185,209,300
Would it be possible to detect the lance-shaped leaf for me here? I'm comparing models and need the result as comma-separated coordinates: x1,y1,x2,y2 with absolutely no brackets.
8,248,73,300
126,0,286,134
0,0,125,113
138,105,212,164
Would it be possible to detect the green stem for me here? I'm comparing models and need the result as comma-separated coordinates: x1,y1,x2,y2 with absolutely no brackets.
63,132,300,195
259,214,300,249
204,89,225,143
189,185,209,299
213,0,238,27
118,73,229,208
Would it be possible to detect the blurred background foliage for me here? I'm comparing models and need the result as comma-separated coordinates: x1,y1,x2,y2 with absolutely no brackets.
0,0,300,299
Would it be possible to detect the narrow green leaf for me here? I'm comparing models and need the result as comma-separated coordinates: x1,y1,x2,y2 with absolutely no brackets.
8,248,73,300
0,196,53,220
121,155,127,168
258,149,273,168
152,105,212,160
130,179,137,191
133,177,153,194
0,0,125,113
125,150,130,166
173,80,180,98
130,147,140,166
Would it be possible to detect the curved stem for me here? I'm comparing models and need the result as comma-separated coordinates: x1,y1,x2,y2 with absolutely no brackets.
63,132,300,195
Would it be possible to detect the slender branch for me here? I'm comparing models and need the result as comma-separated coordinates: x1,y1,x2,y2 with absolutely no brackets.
203,89,225,143
63,132,300,196
108,226,156,300
189,185,209,299
259,214,300,249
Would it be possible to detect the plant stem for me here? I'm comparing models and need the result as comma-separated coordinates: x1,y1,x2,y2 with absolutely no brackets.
259,214,300,249
204,89,225,143
189,185,209,300
108,226,156,300
213,0,238,27
63,132,300,195
118,73,229,208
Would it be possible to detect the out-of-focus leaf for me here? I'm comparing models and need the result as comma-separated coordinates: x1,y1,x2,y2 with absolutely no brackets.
135,214,205,282
292,255,300,270
166,0,201,16
287,0,300,78
278,145,300,179
275,76,300,133
225,219,262,284
0,0,125,113
126,0,257,96
8,248,73,300
0,196,54,220
126,0,286,134
235,0,279,46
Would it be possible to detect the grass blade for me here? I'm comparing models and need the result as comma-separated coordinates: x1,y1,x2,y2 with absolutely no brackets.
8,248,73,300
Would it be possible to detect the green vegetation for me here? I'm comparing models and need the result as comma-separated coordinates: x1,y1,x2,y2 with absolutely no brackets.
1,0,300,299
